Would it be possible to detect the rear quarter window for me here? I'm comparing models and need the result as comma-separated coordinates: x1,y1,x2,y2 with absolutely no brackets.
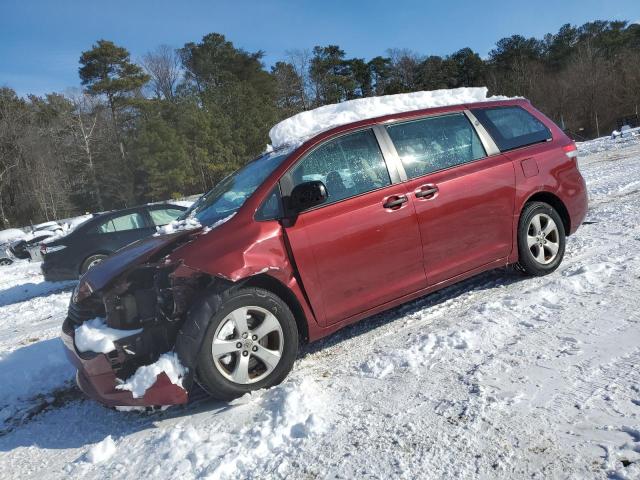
472,106,552,152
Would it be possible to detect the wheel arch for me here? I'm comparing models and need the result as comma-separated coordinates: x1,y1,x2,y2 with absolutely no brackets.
522,191,571,235
79,251,112,274
175,273,310,375
240,273,310,344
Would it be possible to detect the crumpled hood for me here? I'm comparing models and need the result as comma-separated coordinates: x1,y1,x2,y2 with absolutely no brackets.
78,228,200,295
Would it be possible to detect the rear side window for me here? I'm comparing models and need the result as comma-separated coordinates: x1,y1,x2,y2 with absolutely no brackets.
386,113,486,179
149,208,184,226
289,129,391,206
94,212,145,233
472,106,551,151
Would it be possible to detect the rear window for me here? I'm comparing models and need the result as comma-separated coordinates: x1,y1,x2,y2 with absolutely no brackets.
94,212,146,233
472,106,551,151
149,208,184,226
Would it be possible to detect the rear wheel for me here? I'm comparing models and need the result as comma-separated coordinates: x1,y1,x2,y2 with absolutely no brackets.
195,287,298,400
80,254,107,275
0,258,13,266
515,201,565,276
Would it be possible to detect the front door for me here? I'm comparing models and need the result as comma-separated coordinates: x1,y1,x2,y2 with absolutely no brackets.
282,128,426,326
384,112,516,286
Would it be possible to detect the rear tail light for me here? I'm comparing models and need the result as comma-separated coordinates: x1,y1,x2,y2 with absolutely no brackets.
562,143,578,159
40,244,66,256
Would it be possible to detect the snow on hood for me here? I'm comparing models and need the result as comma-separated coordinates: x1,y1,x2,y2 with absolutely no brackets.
116,352,186,398
154,212,236,236
74,317,142,354
154,217,202,236
268,87,512,148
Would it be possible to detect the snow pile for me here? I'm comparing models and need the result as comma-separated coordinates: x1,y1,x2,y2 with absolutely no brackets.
269,87,511,148
154,217,201,236
42,215,93,244
74,318,142,354
0,228,26,244
85,436,117,464
212,377,327,478
115,352,186,398
130,377,327,479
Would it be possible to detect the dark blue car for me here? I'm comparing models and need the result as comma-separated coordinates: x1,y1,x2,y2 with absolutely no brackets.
41,203,187,281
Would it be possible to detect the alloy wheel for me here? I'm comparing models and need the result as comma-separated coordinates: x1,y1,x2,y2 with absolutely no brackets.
211,306,284,384
526,213,560,265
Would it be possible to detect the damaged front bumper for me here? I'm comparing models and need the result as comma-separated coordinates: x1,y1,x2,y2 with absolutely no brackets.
61,316,189,408
59,231,209,407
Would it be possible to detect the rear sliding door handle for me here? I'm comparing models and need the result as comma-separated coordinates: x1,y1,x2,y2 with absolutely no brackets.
383,195,408,209
415,185,439,199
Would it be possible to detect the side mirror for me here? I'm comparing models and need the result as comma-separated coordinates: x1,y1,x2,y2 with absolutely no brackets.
289,181,328,212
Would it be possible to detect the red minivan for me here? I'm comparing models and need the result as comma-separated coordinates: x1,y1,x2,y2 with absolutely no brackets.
61,97,587,407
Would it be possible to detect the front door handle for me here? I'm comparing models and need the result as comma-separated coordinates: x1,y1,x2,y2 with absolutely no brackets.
415,184,439,199
383,195,408,209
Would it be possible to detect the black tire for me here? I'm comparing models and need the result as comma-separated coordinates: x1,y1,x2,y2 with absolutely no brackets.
195,287,298,401
80,254,107,275
515,201,566,276
0,258,13,266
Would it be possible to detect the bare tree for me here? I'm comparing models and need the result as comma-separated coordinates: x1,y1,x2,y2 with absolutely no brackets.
142,45,182,100
67,90,104,210
0,88,29,227
387,48,423,91
285,49,312,109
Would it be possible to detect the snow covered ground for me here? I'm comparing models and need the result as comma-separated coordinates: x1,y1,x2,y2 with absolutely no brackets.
1,135,640,479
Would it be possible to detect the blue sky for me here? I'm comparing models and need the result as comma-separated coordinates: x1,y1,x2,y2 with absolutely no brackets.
1,0,638,96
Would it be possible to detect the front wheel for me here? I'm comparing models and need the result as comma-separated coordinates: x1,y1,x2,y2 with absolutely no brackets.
195,287,298,400
515,201,566,276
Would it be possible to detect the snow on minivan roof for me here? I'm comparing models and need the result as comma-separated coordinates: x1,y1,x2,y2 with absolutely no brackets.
268,87,512,149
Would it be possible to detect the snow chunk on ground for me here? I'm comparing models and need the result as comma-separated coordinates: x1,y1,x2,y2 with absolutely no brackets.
154,217,201,236
116,352,186,398
360,330,476,379
140,377,327,478
269,87,511,148
86,436,116,464
74,318,142,354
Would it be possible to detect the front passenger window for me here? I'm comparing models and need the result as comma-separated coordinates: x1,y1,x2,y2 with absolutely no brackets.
290,129,391,206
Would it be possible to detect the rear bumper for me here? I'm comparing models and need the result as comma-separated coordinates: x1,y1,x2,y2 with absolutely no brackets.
42,258,77,282
61,318,188,407
565,170,589,235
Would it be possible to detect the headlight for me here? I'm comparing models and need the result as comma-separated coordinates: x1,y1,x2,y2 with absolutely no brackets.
73,280,94,303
